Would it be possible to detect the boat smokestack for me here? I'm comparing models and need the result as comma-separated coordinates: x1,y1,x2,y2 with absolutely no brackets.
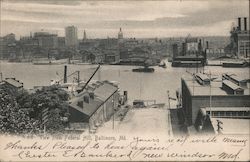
206,41,209,49
244,17,247,31
198,39,202,52
64,65,67,83
238,17,241,31
124,91,128,103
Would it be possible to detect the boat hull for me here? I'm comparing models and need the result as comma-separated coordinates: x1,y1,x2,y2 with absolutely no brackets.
132,68,154,72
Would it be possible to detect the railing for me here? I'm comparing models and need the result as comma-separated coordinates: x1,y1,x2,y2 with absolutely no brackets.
211,115,250,119
208,111,250,119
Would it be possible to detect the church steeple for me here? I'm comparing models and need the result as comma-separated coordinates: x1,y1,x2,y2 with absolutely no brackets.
118,27,123,39
83,29,87,41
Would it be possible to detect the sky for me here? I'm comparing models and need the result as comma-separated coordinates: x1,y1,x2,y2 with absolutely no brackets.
0,0,249,39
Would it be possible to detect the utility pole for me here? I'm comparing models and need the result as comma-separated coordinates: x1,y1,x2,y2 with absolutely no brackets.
209,70,212,116
167,90,177,136
77,71,80,83
192,73,195,95
139,73,142,98
112,99,115,130
98,66,101,81
167,90,171,136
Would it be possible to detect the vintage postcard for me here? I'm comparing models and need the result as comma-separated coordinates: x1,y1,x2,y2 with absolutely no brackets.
0,0,249,161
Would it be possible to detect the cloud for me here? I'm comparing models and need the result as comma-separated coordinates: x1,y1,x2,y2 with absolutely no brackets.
3,0,82,6
1,0,249,38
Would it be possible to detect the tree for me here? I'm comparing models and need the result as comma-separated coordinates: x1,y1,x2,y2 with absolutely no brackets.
0,88,39,134
0,85,70,134
46,108,65,133
18,85,70,133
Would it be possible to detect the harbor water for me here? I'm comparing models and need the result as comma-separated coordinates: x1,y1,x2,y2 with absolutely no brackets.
0,61,248,106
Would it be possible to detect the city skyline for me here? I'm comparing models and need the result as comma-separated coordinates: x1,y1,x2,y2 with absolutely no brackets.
0,0,249,38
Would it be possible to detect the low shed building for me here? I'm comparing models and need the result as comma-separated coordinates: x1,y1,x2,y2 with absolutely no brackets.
68,81,119,132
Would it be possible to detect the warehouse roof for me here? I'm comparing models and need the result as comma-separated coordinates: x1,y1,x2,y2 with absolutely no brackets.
94,82,118,101
69,93,103,117
195,73,210,82
182,76,227,96
68,81,118,117
223,80,244,91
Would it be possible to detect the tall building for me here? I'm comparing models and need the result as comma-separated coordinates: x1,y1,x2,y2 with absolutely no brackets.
33,32,58,49
118,27,123,40
185,35,199,55
172,43,179,59
58,37,66,49
65,26,78,48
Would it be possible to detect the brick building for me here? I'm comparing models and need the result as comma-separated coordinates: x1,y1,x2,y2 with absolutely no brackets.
181,74,250,127
34,32,58,49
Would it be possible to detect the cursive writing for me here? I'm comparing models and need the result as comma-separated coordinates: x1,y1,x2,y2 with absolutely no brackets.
4,140,49,150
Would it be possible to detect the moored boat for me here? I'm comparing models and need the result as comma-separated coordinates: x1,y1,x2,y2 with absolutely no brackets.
222,61,248,67
132,67,154,72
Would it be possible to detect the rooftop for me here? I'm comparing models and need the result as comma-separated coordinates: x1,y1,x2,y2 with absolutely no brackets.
227,74,250,82
69,81,118,117
4,78,23,88
94,82,118,101
195,73,210,81
182,75,227,96
183,71,250,96
222,80,244,91
185,37,198,43
69,92,103,117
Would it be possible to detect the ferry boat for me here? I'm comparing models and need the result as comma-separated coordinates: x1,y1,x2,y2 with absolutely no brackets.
132,66,155,72
33,58,68,65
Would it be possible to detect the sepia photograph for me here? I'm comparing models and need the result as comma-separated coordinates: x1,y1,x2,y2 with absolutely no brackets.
0,0,249,161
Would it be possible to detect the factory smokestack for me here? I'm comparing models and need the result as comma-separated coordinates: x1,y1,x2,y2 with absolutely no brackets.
198,39,202,52
244,17,247,31
64,65,67,83
238,17,241,31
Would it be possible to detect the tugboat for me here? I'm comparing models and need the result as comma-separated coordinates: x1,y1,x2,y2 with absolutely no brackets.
132,66,154,72
132,59,155,73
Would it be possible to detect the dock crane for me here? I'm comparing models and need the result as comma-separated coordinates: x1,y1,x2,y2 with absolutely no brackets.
57,64,100,92
80,64,101,92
